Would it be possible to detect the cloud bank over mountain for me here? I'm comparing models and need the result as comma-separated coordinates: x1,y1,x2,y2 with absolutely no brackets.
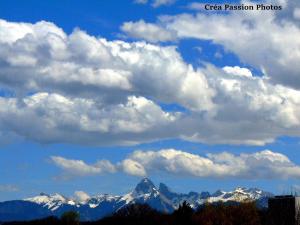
51,149,300,180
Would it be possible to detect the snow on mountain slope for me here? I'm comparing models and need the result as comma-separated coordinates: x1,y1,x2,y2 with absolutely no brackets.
25,193,76,211
207,187,272,204
86,194,121,208
13,178,273,221
116,178,174,212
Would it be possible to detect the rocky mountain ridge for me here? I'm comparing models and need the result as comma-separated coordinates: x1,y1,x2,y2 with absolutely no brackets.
0,178,273,221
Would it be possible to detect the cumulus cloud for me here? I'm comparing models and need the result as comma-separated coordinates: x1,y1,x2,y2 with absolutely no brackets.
74,191,90,202
152,0,176,8
121,159,147,177
0,93,178,145
51,155,146,178
184,65,300,145
0,19,300,146
294,8,300,19
125,0,300,88
275,0,300,26
187,2,205,11
0,19,214,112
124,149,300,179
160,0,300,89
223,66,252,78
51,156,116,176
51,149,300,180
121,20,177,43
1,71,300,146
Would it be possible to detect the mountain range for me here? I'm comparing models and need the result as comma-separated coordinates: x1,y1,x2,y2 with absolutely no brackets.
0,178,273,222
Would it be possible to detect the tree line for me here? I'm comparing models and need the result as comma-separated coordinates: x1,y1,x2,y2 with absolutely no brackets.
3,201,273,225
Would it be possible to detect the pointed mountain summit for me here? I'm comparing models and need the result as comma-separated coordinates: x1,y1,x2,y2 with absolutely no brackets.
159,183,177,199
0,179,273,222
132,178,174,212
134,178,157,195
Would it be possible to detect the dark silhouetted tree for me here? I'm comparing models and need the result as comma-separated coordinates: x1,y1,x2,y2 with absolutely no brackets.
172,201,194,225
109,203,162,225
61,211,80,225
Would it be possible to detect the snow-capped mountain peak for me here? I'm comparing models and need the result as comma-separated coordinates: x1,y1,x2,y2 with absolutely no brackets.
25,193,67,204
85,194,121,208
25,193,70,211
11,178,273,221
133,178,158,196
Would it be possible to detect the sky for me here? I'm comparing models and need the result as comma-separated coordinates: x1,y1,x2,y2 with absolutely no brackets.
0,0,300,201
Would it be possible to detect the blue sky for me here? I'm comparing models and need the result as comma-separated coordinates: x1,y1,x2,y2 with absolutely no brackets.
0,0,300,201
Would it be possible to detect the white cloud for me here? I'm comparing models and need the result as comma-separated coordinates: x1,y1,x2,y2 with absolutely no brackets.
120,159,147,177
223,66,252,78
125,149,300,179
152,0,176,8
121,20,177,43
51,149,300,180
187,2,205,10
51,156,116,176
0,19,214,112
0,93,178,145
161,1,300,89
294,8,300,19
0,19,300,146
276,0,300,26
1,70,300,146
74,191,90,202
51,155,147,178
